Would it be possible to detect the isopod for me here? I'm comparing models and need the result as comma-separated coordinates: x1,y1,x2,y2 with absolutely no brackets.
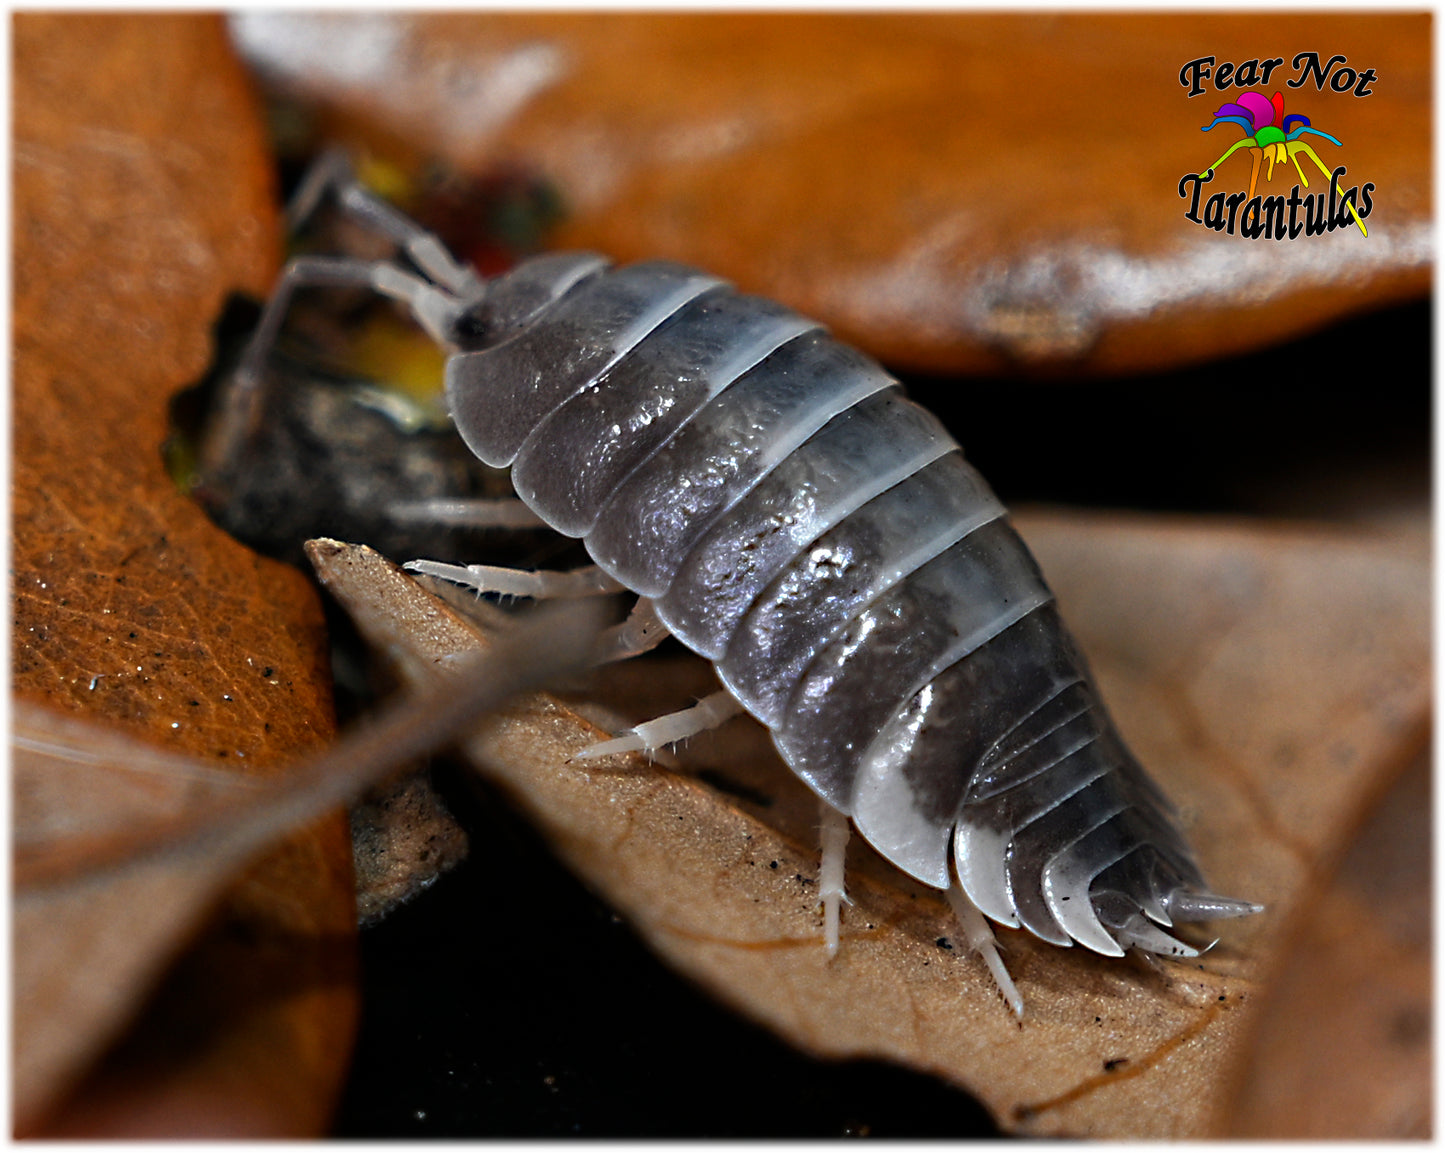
209,151,1261,1015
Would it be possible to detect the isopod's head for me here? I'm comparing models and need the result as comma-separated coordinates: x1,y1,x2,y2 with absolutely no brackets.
443,252,616,470
448,252,611,353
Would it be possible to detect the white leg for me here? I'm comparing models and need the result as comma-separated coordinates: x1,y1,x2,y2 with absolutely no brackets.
386,497,546,530
946,880,1024,1018
819,800,851,957
570,690,743,761
596,598,670,664
405,559,625,599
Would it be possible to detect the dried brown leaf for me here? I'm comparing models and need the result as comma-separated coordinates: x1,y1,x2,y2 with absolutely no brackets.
232,11,1430,375
13,705,263,1129
1223,747,1431,1137
13,591,600,1134
308,511,1427,1137
11,13,352,1135
350,771,470,924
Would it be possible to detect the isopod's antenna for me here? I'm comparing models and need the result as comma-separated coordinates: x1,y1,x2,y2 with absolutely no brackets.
285,149,484,300
198,150,488,484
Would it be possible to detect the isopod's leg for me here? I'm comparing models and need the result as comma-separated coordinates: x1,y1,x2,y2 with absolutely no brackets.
405,559,626,599
597,598,670,664
819,800,851,957
570,690,744,761
946,880,1024,1018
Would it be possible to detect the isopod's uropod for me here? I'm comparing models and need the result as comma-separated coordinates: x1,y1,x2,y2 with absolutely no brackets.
206,150,1261,1015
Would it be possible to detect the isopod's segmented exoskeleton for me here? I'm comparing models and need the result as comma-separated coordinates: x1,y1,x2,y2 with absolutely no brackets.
217,151,1261,1015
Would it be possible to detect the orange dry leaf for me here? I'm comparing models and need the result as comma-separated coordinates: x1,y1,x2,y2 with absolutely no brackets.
12,13,352,1136
1223,747,1430,1138
13,595,601,1137
231,10,1431,375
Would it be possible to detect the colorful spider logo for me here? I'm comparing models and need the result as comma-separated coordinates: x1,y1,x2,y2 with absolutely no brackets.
1201,90,1366,237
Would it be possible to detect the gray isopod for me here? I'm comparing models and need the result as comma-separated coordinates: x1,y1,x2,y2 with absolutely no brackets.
218,151,1262,1014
